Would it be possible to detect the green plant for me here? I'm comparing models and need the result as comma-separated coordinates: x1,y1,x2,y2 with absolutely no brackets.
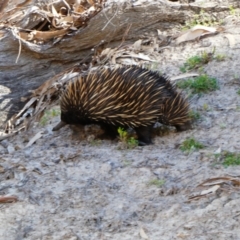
214,54,226,62
40,108,60,126
202,103,209,111
180,50,215,73
89,139,102,146
123,159,132,167
223,152,240,166
177,75,218,94
117,127,138,149
118,127,128,142
148,179,165,187
237,89,240,95
219,123,226,129
180,137,204,153
180,56,203,73
233,74,239,80
127,137,139,148
229,5,236,15
188,110,201,121
184,10,222,29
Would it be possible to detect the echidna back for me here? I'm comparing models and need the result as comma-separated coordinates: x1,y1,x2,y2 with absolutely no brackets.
60,65,190,130
61,66,169,127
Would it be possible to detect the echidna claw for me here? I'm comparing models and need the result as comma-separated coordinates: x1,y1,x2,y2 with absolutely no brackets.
52,121,67,131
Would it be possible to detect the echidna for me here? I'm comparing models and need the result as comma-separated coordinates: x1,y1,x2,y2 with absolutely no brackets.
53,65,191,145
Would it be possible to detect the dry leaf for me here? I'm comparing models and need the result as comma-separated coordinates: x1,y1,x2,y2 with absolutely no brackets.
132,39,142,51
117,58,138,65
200,185,220,195
176,25,217,44
188,176,240,201
171,73,199,82
139,228,149,239
0,165,5,173
0,195,18,203
224,34,235,48
25,131,43,148
121,53,156,62
198,177,240,187
15,97,37,119
28,29,69,41
214,147,221,154
51,5,59,17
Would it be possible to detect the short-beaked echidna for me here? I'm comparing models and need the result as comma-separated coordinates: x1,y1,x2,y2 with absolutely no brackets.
53,65,191,145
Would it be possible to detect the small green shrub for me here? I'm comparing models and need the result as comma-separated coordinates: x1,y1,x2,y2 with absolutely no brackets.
214,54,226,62
177,75,218,94
40,108,60,126
148,179,165,187
89,139,102,146
180,137,204,153
180,49,226,72
202,103,209,111
219,123,226,129
188,110,201,121
117,127,138,149
183,10,223,30
118,127,128,142
180,50,216,73
223,152,240,166
180,55,203,73
229,5,236,15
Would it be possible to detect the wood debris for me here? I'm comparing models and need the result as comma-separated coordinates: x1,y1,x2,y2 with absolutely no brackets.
175,25,224,44
188,176,240,202
1,0,106,44
0,195,18,203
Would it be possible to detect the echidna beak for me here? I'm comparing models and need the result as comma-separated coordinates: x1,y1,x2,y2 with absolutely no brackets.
52,121,67,131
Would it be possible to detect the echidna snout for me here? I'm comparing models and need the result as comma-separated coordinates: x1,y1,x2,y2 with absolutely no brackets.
53,66,191,145
175,121,192,132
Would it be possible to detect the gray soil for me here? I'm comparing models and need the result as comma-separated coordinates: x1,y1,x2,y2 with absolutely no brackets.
2,21,240,240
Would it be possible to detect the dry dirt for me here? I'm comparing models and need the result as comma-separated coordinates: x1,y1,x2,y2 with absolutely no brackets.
2,19,240,240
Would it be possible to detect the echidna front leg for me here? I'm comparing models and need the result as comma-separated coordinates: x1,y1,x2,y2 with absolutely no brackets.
100,123,119,140
135,125,153,146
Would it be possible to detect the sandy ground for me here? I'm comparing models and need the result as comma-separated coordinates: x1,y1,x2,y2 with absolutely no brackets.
2,18,240,240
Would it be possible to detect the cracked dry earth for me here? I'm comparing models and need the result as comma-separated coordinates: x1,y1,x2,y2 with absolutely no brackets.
2,25,240,240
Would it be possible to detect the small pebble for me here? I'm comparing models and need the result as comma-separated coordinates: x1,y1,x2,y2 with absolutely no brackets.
7,145,15,154
0,140,9,148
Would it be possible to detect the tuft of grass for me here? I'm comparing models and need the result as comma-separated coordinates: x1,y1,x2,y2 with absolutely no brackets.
180,56,203,73
117,127,138,149
188,110,201,121
123,159,132,167
202,103,209,111
148,179,165,188
183,10,223,30
89,139,102,146
177,75,218,94
214,54,226,62
219,123,226,129
229,5,236,16
180,50,215,73
237,89,240,95
40,108,60,126
223,152,240,166
118,127,128,142
180,137,204,153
